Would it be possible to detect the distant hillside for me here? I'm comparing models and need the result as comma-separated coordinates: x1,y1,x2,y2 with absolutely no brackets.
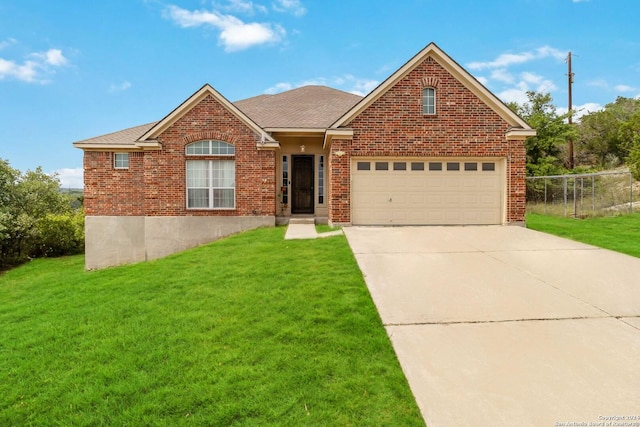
59,188,84,196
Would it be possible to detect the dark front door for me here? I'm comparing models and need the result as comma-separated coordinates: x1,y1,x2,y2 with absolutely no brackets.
292,155,314,214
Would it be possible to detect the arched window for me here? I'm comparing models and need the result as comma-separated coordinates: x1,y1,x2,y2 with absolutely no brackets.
422,87,436,115
185,140,235,209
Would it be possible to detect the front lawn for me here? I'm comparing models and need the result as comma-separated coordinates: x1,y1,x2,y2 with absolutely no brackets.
526,212,640,258
0,227,423,426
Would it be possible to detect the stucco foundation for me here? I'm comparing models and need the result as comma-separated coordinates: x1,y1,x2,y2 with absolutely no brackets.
85,215,275,270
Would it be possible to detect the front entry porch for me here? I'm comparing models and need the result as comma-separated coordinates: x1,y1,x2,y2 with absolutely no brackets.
273,132,329,222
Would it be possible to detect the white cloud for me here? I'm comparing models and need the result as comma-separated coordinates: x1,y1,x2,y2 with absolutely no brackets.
221,0,268,14
54,167,84,189
109,81,132,92
467,46,566,106
614,84,635,93
497,88,530,105
467,45,566,70
46,49,67,66
345,75,379,96
0,58,39,82
264,82,293,93
557,102,603,120
0,47,68,83
0,38,17,50
164,4,285,51
264,74,379,96
492,72,557,105
521,71,557,92
490,68,514,84
587,80,638,96
587,79,609,88
30,48,68,66
467,52,535,71
273,0,306,16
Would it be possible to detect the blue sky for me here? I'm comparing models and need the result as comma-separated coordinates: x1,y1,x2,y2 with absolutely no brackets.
1,0,639,188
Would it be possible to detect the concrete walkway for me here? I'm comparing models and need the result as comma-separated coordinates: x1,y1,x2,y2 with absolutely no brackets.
344,226,640,427
284,219,343,240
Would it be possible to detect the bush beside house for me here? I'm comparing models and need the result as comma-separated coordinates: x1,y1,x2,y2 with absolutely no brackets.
0,158,84,270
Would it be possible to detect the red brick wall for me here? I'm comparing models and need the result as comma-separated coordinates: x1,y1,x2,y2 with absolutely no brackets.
507,139,527,222
84,94,276,217
327,139,351,223
84,151,144,216
328,56,526,224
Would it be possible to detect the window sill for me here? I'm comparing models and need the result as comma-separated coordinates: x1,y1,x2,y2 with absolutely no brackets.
186,208,236,211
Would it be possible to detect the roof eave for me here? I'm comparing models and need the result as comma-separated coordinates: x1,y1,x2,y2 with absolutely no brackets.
73,141,162,151
505,128,537,140
264,127,327,135
256,141,281,150
323,128,354,149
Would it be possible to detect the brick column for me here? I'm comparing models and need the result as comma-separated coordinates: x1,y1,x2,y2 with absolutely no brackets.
507,138,526,223
328,139,351,225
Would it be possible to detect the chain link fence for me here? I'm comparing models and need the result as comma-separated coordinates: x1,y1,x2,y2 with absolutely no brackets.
526,171,640,217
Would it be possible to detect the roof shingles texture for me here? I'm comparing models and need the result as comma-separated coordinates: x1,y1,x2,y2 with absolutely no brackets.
74,122,158,145
74,85,362,145
234,85,362,128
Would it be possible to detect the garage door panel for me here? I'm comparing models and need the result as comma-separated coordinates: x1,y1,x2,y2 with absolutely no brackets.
352,157,503,225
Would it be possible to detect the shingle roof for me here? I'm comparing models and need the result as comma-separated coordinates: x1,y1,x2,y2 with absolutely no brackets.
234,85,362,128
73,85,362,146
73,122,158,146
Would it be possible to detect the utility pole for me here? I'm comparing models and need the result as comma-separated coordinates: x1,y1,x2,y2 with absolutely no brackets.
567,51,574,169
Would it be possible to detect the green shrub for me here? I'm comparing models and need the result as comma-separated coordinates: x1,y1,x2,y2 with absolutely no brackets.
33,211,84,257
0,158,85,270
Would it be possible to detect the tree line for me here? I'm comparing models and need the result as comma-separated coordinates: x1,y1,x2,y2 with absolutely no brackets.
509,92,640,179
0,158,84,270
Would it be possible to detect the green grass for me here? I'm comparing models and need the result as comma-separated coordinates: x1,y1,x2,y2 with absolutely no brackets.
527,212,640,258
315,224,341,233
0,227,423,426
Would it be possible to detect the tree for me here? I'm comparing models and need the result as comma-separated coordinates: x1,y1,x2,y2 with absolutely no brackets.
509,91,576,176
620,111,640,180
577,97,640,167
0,158,19,208
0,158,84,270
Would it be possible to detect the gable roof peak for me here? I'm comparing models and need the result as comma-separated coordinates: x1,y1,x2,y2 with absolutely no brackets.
138,83,275,142
331,42,533,132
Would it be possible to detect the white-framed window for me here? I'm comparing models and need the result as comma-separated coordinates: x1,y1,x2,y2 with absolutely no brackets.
114,152,129,169
282,155,289,204
318,155,324,205
422,87,436,115
185,140,235,156
185,140,235,209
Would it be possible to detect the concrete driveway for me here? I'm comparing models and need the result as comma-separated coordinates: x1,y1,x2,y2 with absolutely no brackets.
344,226,640,427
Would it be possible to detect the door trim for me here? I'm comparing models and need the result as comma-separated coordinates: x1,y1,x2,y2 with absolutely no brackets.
291,155,315,214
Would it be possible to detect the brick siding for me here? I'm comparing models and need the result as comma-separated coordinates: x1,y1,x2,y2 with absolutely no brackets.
328,56,526,224
84,94,276,217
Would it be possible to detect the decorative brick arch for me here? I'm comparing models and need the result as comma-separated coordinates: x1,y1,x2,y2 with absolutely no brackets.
420,76,440,88
183,131,238,145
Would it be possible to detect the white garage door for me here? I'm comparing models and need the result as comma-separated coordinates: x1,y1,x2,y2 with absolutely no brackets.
352,158,504,225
